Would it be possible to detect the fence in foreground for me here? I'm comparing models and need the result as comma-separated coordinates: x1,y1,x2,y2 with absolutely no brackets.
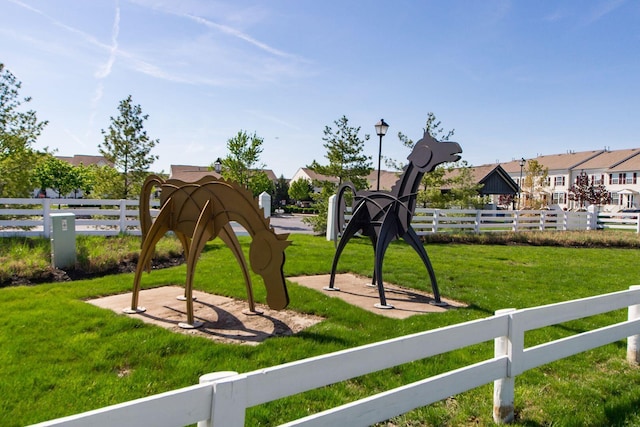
33,285,640,426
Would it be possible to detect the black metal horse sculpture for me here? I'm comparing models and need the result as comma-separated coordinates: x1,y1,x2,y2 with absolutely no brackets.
326,131,462,308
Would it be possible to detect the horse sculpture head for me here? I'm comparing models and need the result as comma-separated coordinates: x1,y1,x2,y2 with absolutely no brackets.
408,131,462,172
249,229,291,310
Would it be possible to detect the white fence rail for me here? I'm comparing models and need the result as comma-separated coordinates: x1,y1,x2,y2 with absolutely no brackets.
33,286,640,426
0,198,154,238
0,198,639,239
325,196,640,240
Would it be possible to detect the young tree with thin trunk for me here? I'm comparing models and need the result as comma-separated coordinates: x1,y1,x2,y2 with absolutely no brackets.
99,95,159,199
0,63,48,197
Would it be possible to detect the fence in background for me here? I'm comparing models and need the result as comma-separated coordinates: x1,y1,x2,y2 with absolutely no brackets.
0,198,151,238
325,196,640,240
34,285,640,426
0,198,638,239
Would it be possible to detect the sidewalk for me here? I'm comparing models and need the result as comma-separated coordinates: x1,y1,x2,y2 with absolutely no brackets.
231,213,316,236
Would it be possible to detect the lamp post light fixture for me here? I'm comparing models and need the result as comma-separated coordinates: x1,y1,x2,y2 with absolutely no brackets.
374,119,389,191
214,158,222,174
518,157,525,209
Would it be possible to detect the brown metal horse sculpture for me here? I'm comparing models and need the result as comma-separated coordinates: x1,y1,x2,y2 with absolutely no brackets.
326,131,462,308
124,175,290,328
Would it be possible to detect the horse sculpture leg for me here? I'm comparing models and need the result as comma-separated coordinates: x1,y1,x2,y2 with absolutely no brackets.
218,223,261,314
180,200,216,329
125,203,172,314
402,227,445,306
372,213,401,309
325,204,367,292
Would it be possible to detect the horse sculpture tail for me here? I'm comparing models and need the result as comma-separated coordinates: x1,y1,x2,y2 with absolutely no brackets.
140,174,165,273
334,182,358,244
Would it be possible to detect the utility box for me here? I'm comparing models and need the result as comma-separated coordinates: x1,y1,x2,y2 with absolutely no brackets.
50,213,76,269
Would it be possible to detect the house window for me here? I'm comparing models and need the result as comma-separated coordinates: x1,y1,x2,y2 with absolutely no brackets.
553,176,565,186
552,192,566,205
610,192,621,205
610,174,620,185
591,174,604,185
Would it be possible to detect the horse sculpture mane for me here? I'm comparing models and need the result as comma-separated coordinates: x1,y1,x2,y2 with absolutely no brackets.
124,175,290,328
327,131,462,308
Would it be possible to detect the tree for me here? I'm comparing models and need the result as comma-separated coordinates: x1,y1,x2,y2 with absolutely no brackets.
86,164,124,199
568,171,611,208
34,156,96,198
0,63,48,197
248,171,274,199
273,175,290,209
305,115,373,233
217,130,271,197
522,159,549,209
99,95,159,199
288,179,313,203
308,115,372,189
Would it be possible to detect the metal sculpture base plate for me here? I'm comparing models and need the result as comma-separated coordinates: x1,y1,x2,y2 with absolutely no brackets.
176,295,197,301
374,303,395,310
323,286,340,291
178,321,204,329
123,307,146,314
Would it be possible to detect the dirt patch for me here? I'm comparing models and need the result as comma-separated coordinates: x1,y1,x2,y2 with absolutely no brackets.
87,286,324,345
289,273,467,319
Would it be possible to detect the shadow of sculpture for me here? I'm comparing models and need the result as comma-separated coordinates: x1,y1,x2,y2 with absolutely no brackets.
326,131,462,308
124,175,291,328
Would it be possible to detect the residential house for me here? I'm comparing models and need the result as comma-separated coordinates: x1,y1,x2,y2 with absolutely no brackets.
290,167,399,192
169,164,278,183
497,148,640,211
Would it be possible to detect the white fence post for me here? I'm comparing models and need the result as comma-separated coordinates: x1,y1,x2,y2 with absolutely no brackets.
43,199,51,238
209,375,247,427
512,211,518,232
493,308,516,424
475,210,481,233
433,210,439,233
258,192,271,218
587,205,599,230
627,286,640,365
118,200,127,234
198,372,238,427
326,194,336,241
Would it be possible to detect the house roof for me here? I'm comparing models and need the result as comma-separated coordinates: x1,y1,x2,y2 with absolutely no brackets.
169,165,221,182
169,165,278,182
57,155,112,167
532,150,604,171
575,148,640,170
443,164,518,194
365,169,400,191
297,168,340,185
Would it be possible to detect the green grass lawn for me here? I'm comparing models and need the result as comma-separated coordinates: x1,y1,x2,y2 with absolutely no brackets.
2,234,640,426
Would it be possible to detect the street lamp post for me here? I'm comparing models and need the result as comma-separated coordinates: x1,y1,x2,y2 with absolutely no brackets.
374,119,389,191
518,158,525,209
214,158,222,174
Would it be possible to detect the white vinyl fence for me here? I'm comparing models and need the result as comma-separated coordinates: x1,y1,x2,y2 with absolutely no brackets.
0,198,155,238
33,285,640,426
0,198,638,239
325,196,640,240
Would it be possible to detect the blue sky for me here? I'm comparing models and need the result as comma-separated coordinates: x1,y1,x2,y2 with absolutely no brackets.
1,0,639,178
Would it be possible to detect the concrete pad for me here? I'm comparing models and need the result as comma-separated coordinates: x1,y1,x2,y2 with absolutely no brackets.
289,273,467,319
87,286,323,346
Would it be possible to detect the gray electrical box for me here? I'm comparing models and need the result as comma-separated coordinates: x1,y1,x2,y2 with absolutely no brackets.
50,213,76,269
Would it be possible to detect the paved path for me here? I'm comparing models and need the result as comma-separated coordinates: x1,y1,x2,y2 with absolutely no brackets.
232,214,316,236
